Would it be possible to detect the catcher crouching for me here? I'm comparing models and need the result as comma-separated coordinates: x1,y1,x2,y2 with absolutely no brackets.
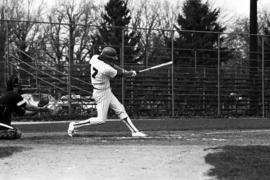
0,76,49,139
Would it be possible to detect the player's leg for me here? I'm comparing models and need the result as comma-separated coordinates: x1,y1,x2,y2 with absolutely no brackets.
67,91,109,136
1,106,12,126
72,102,108,128
109,92,147,137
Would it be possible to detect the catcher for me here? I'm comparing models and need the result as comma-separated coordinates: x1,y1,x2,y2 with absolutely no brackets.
0,76,49,139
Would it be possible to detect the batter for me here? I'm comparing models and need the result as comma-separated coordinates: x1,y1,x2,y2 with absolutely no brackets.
68,47,146,137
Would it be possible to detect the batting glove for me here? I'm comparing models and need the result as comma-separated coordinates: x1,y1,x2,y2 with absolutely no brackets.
130,70,137,77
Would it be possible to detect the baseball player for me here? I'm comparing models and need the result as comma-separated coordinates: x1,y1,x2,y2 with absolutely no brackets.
68,47,147,137
0,76,49,139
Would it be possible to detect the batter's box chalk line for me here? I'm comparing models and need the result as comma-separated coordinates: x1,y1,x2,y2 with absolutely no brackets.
201,137,227,141
115,135,183,140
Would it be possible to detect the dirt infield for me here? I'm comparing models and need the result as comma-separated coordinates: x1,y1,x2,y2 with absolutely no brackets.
1,119,270,180
0,131,213,180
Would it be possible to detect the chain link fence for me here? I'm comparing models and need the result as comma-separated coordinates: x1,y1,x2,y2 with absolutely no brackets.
2,20,270,119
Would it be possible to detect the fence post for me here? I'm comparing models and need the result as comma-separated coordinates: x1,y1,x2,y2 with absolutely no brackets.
217,33,221,116
261,36,265,118
121,28,125,106
35,42,38,91
5,20,9,85
68,22,72,116
194,49,197,73
171,30,175,117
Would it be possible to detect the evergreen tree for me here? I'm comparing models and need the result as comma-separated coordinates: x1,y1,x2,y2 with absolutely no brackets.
169,0,233,115
92,0,141,64
172,0,228,67
262,19,270,68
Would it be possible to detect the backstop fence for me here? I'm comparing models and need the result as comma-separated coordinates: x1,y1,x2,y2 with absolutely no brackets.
1,20,270,119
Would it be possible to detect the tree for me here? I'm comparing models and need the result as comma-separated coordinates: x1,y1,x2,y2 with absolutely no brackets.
130,0,160,66
261,12,270,67
130,0,180,66
169,0,232,116
0,2,7,93
172,0,228,67
225,12,270,69
37,0,102,96
5,0,45,81
92,0,141,65
41,0,101,68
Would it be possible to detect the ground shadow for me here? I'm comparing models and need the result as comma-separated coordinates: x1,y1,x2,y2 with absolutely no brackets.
205,145,270,180
0,146,31,158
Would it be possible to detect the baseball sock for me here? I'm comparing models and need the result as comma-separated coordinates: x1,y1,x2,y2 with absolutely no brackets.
122,117,139,133
73,119,90,128
73,118,105,128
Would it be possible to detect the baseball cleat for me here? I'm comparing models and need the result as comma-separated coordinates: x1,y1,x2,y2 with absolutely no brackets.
132,131,147,137
67,122,76,137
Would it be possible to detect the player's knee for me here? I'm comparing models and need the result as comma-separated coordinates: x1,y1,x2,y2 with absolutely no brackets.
115,105,128,119
91,118,106,125
120,111,128,120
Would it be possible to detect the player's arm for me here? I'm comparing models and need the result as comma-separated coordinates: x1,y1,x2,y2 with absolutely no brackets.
25,103,49,111
24,104,51,116
111,64,136,77
17,99,50,115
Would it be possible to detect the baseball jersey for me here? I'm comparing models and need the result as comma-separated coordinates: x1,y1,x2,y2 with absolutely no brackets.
90,55,117,90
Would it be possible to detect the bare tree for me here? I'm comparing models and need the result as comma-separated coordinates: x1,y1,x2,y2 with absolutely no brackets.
129,0,180,65
43,0,101,66
0,1,8,91
2,0,45,81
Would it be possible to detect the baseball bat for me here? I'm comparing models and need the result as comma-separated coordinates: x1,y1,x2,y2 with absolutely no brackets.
138,61,173,73
0,122,15,129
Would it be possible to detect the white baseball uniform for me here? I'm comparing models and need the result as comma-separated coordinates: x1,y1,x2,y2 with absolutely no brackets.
72,55,139,133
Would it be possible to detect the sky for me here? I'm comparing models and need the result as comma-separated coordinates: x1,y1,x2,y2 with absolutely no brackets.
210,0,270,17
42,0,270,18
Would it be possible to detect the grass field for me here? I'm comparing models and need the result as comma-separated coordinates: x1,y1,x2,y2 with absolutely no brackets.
206,145,270,180
1,118,270,180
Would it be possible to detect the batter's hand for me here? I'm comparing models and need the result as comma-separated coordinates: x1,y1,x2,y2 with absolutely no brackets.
130,70,137,77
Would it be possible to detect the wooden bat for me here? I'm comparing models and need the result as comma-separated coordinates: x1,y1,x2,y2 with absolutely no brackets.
138,61,173,73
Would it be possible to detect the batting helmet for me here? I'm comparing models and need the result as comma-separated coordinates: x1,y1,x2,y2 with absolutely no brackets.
98,47,118,61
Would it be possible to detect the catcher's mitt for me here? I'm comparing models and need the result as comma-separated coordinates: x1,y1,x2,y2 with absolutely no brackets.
47,101,62,115
0,128,22,139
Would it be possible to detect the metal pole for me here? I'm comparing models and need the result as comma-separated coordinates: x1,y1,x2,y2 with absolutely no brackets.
121,28,125,106
249,0,258,115
217,33,221,116
262,36,265,117
68,55,71,115
171,30,175,117
68,23,72,115
145,33,148,67
194,50,197,73
35,42,38,90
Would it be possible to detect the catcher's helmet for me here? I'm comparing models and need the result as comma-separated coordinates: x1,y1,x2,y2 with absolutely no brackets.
99,47,118,61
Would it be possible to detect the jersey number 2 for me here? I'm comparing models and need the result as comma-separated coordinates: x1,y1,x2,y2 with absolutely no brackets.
92,67,98,79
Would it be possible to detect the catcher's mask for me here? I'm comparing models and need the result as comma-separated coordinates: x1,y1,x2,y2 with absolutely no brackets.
98,47,118,61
